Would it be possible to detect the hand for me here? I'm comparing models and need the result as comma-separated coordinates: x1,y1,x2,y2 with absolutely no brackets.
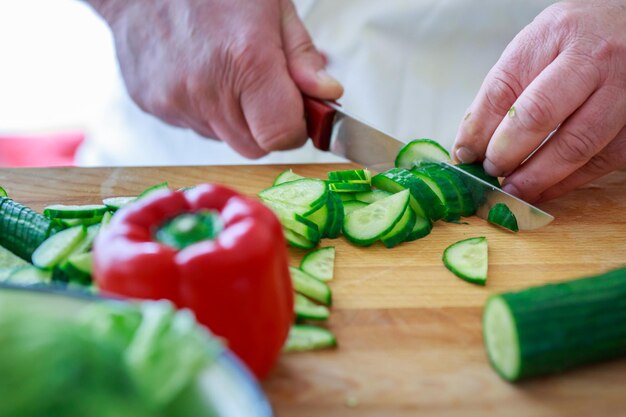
87,0,343,158
452,0,626,202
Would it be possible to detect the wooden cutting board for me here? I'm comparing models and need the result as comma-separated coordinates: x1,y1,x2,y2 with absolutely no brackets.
1,164,625,416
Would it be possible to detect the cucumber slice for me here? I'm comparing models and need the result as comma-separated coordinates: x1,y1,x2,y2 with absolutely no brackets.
337,193,356,202
294,294,330,321
328,169,371,183
284,325,337,352
418,162,475,217
59,252,93,285
31,226,87,270
484,266,626,382
411,167,463,221
328,182,371,193
0,186,7,197
343,189,409,246
342,200,368,216
262,199,321,242
100,211,113,228
69,223,101,255
0,245,29,269
324,192,344,239
380,205,416,248
273,169,305,186
373,168,445,221
443,237,488,285
289,266,332,306
44,204,108,219
405,213,432,241
354,189,392,204
300,247,335,282
488,203,519,232
103,196,136,211
138,182,170,199
5,265,52,285
283,228,316,250
304,204,329,235
395,138,452,169
259,178,328,212
59,216,103,227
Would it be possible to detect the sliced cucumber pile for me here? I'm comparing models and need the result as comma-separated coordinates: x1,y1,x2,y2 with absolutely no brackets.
285,246,338,352
488,203,519,232
0,182,174,289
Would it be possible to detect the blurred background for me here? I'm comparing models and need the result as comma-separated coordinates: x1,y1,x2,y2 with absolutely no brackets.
0,0,553,168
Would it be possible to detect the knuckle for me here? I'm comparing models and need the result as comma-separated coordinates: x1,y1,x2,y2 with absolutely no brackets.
554,128,597,165
517,91,557,133
484,69,523,115
256,123,306,152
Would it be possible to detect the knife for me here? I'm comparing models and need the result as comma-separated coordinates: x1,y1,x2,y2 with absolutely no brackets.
303,97,554,230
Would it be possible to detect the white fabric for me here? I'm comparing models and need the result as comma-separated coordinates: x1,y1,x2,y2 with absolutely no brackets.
0,1,556,167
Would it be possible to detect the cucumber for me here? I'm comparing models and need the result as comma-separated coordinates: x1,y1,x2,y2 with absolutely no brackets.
261,199,321,243
323,192,344,239
289,266,332,306
304,204,329,236
395,138,451,169
483,266,626,382
343,200,368,216
0,244,29,269
418,162,475,217
0,197,63,261
411,166,463,221
443,237,488,285
284,325,337,352
328,182,371,193
273,169,305,186
456,163,501,189
300,246,335,282
405,214,432,241
294,294,330,321
283,228,316,250
58,252,93,285
380,205,416,248
103,196,136,211
343,189,409,246
328,169,371,183
59,216,103,228
68,223,101,255
43,204,108,219
373,168,445,221
488,203,519,232
0,186,7,197
354,189,392,204
138,181,170,199
5,265,52,285
31,226,87,270
259,178,328,212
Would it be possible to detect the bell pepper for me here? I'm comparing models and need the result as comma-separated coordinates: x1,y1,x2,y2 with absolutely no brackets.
93,183,293,379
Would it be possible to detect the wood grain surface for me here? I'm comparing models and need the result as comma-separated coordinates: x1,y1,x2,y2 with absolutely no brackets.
1,164,625,417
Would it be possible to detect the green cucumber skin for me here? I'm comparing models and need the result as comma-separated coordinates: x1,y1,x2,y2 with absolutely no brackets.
487,267,626,381
488,203,519,232
381,206,416,248
421,163,476,217
405,214,432,242
0,197,63,261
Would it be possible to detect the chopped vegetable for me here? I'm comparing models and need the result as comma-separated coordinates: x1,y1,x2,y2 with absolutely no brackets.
443,237,488,285
488,203,519,232
300,247,335,281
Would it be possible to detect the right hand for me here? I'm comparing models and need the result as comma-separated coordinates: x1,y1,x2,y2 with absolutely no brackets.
88,0,343,158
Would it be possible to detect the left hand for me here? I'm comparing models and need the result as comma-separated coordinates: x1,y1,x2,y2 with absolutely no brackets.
452,0,626,202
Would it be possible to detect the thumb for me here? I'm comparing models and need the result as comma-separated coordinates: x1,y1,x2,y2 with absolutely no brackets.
280,0,343,100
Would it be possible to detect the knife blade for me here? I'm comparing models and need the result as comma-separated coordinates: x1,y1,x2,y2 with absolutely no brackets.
303,97,554,230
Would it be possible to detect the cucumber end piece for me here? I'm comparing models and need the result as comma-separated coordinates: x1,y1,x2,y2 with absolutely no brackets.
483,296,521,381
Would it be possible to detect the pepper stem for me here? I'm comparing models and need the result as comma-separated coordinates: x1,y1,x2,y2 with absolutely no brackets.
155,210,222,250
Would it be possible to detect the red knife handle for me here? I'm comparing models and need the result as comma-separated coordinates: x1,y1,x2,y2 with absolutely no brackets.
303,96,337,151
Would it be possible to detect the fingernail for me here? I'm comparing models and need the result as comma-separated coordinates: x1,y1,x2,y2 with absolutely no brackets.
316,69,342,89
455,147,477,164
483,158,502,177
502,183,520,197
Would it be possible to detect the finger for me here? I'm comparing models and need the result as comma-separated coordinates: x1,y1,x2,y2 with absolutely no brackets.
280,0,343,99
188,96,268,159
483,51,601,177
537,126,626,202
452,20,561,163
501,87,626,202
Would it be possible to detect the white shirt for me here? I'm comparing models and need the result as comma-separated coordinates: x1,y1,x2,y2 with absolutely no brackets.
0,0,556,167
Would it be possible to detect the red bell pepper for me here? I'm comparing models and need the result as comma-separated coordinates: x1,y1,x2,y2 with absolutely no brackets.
93,183,293,379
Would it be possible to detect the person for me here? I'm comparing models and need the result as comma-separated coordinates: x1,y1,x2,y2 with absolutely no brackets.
83,0,625,203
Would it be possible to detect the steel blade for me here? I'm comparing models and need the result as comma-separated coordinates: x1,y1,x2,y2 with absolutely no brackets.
439,162,554,230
